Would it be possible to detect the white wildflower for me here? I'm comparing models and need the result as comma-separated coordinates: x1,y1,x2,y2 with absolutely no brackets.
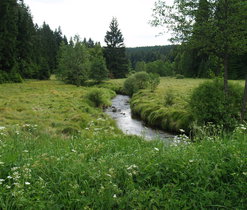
179,129,185,133
189,160,194,163
154,147,159,151
0,126,6,130
127,164,138,170
25,182,31,185
113,194,117,198
23,150,29,153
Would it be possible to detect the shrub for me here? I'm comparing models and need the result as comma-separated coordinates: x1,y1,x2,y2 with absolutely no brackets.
176,74,184,79
190,80,243,130
123,72,160,96
0,71,9,84
86,88,115,108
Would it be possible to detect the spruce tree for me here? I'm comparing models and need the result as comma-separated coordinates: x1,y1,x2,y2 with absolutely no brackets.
104,17,129,78
0,0,18,75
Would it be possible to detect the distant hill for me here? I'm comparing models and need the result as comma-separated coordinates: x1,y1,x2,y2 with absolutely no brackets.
126,45,177,68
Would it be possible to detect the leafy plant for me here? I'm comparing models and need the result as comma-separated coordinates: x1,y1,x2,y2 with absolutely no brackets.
190,79,243,130
123,72,160,96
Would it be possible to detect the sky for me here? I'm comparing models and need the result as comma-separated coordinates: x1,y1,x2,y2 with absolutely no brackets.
24,0,173,47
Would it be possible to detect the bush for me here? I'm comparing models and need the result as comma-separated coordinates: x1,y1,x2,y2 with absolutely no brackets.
0,71,9,84
123,72,160,96
176,74,184,79
190,80,243,130
86,88,115,108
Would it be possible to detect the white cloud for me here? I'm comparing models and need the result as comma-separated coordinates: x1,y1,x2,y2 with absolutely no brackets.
25,0,173,47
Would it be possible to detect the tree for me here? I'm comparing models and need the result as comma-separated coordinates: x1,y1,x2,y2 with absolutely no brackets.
104,17,129,78
135,61,146,72
16,1,36,78
57,36,90,86
104,17,124,48
0,0,18,74
90,44,109,83
151,0,247,93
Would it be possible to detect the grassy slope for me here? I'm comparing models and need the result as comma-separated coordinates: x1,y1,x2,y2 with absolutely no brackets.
0,79,119,137
0,79,246,209
131,77,245,133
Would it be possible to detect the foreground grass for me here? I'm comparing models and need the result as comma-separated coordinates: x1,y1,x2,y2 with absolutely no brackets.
0,128,246,209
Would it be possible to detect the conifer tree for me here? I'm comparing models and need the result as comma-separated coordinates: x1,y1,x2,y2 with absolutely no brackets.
104,17,129,78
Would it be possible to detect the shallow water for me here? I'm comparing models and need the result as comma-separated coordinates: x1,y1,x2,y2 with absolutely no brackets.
105,95,174,142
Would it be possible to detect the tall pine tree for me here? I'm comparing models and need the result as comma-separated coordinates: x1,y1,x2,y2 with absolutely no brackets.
104,17,129,78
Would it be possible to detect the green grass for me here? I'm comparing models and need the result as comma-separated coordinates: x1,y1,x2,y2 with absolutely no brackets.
0,126,246,209
131,77,245,133
0,78,246,209
0,79,120,137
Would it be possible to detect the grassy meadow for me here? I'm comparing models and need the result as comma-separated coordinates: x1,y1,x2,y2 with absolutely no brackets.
0,78,246,209
131,77,245,133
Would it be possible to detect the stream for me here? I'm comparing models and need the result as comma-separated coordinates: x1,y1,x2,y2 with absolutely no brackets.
105,95,174,142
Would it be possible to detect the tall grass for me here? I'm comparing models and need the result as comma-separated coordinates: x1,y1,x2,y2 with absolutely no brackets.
130,77,245,133
0,79,119,137
0,126,246,209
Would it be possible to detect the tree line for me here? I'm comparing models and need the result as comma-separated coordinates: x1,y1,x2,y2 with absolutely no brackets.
0,0,69,83
0,0,129,84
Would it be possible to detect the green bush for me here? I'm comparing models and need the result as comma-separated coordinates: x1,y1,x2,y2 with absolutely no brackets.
0,71,9,84
176,74,184,79
86,88,115,108
190,80,243,130
123,72,160,96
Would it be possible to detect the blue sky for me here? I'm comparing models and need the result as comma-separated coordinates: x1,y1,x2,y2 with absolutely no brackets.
24,0,173,47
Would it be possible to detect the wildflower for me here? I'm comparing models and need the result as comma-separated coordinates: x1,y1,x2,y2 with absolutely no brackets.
23,150,29,153
7,176,12,179
25,182,31,185
179,129,185,133
0,179,4,184
0,126,5,130
113,194,117,198
6,185,11,189
71,149,77,153
154,147,159,151
189,160,194,163
127,164,138,170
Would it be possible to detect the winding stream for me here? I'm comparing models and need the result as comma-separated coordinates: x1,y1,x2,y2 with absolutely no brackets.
105,95,174,142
